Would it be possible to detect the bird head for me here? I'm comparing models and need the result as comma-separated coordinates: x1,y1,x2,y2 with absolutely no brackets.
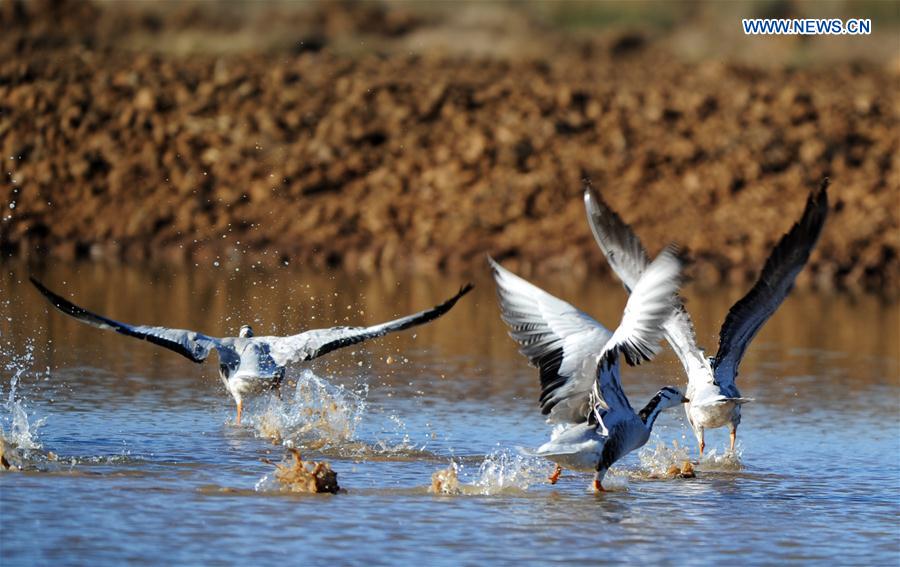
656,386,690,410
238,324,254,338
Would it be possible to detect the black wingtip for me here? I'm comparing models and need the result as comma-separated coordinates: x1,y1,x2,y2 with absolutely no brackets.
435,283,474,314
29,276,45,292
801,177,830,239
28,277,89,321
29,276,63,307
711,178,830,372
808,177,829,213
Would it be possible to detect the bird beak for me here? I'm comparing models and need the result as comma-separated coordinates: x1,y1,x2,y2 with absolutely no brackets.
681,396,690,403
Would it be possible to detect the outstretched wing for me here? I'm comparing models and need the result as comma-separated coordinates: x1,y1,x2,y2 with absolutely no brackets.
713,179,830,387
265,284,473,366
584,187,716,387
30,277,220,363
583,186,649,292
488,257,612,425
592,246,682,422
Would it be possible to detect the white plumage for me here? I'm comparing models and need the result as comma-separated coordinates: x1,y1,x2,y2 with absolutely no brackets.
32,278,472,424
584,180,829,455
492,248,689,491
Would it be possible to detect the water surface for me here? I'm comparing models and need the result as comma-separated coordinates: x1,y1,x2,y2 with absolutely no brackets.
1,263,898,565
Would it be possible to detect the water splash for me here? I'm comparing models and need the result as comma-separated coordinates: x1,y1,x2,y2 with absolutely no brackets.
249,368,437,461
429,461,461,494
1,339,49,470
696,447,744,471
252,369,367,449
637,439,742,478
429,449,548,495
638,440,694,477
471,449,548,493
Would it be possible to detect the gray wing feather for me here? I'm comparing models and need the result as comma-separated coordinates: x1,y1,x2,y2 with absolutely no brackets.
488,256,613,425
30,277,220,363
584,186,648,292
603,246,682,367
266,284,472,366
713,180,829,387
584,186,716,387
593,247,683,421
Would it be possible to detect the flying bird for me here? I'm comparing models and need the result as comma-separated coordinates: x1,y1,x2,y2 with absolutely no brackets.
490,247,688,491
31,277,473,424
584,179,829,455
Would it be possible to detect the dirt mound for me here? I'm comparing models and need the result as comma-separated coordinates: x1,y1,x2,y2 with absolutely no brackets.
1,1,897,293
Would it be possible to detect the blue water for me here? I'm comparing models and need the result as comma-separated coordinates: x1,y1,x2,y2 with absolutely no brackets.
1,265,898,565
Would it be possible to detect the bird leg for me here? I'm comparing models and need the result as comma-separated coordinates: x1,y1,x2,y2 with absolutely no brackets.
592,477,605,492
274,369,286,401
698,430,705,457
729,426,737,453
236,400,243,425
548,464,562,484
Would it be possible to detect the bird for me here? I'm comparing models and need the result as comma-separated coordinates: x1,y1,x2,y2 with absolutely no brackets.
583,178,829,456
489,247,688,492
30,277,473,424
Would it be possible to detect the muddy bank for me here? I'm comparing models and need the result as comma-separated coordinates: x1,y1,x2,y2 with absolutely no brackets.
1,2,897,292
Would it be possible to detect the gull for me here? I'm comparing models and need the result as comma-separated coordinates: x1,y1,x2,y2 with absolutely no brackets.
30,277,472,424
490,247,688,491
584,179,829,455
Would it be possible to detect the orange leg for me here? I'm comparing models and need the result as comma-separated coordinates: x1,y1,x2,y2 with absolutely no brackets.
729,426,737,453
592,478,605,492
548,464,562,484
699,431,705,457
236,400,243,425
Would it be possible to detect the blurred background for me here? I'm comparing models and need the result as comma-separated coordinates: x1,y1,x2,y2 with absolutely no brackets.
1,0,898,293
2,5,899,564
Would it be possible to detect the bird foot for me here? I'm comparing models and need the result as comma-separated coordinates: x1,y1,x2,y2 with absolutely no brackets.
548,465,562,485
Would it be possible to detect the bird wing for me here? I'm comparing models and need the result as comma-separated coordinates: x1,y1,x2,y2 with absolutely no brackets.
30,277,221,363
488,256,613,425
265,284,473,366
713,179,830,388
584,186,717,388
583,186,649,292
592,247,682,422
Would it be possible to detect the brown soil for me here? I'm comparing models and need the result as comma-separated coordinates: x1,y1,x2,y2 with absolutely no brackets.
1,1,898,292
430,463,461,495
265,448,340,494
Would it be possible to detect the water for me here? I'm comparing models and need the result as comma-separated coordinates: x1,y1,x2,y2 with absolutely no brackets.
1,263,898,565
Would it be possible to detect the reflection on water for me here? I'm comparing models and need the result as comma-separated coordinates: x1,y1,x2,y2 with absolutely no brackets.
1,262,898,564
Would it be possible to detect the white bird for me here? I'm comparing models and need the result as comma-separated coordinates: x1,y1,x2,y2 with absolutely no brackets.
490,247,688,491
583,179,829,455
31,278,472,424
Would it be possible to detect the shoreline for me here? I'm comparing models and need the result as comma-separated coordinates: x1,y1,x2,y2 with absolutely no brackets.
2,2,897,294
